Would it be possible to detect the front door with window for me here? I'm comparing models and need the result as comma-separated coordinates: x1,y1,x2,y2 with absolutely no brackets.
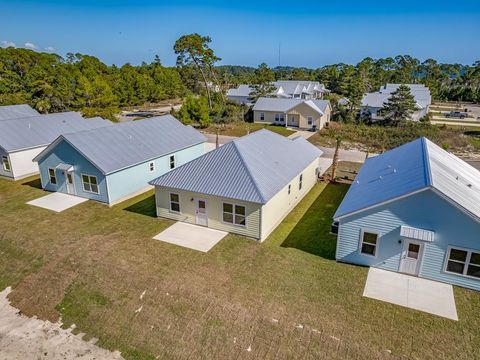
195,199,208,226
399,240,424,275
66,171,75,194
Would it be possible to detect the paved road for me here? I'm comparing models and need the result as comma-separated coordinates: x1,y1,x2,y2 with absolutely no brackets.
467,161,480,171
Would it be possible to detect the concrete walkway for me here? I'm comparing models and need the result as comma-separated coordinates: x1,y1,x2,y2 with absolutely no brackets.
287,130,316,140
27,193,88,212
153,222,228,252
363,268,458,320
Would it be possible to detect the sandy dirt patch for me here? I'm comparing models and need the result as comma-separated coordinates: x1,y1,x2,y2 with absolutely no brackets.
0,286,124,360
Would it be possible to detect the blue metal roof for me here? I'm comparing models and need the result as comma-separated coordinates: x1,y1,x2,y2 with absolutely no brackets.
150,129,323,204
39,115,207,175
334,138,430,219
334,137,480,221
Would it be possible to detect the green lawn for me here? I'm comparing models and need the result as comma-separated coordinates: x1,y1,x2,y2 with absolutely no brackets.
203,123,295,137
1,175,480,359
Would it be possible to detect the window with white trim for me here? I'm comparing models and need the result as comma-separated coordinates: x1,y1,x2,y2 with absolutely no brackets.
360,230,378,256
445,247,480,278
169,155,175,170
2,156,11,172
169,193,180,213
222,202,246,226
275,113,280,122
288,184,291,195
260,112,265,121
82,174,99,194
48,168,57,184
307,116,313,125
299,174,303,190
149,161,155,172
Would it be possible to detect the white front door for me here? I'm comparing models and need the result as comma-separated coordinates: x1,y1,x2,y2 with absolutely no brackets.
66,171,75,194
195,199,208,226
399,240,424,275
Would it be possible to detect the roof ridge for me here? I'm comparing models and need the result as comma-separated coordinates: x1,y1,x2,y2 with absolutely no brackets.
421,137,433,187
231,141,266,203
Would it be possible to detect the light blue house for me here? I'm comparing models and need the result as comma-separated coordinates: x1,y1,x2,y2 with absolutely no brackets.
334,137,480,291
33,115,206,205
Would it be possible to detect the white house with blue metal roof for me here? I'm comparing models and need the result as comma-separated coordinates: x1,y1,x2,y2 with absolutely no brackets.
334,137,480,291
33,115,206,206
0,112,111,180
150,129,323,241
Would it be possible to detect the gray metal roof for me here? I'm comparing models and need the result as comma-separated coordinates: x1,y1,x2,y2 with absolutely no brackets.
334,137,480,221
226,81,329,99
253,97,330,114
37,115,207,175
0,112,112,153
0,104,39,121
150,129,323,204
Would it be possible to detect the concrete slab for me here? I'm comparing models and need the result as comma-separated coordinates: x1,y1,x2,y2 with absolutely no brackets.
363,268,458,320
153,222,228,252
27,193,88,213
288,130,315,140
318,158,333,176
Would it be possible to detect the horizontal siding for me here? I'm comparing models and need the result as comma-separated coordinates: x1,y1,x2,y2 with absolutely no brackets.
337,189,480,291
155,186,261,239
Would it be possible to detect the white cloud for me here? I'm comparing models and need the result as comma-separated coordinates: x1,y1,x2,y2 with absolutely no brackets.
44,46,55,53
24,42,37,50
1,40,16,48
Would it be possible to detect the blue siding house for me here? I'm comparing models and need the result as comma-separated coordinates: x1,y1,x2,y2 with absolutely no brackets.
334,137,480,291
33,115,206,205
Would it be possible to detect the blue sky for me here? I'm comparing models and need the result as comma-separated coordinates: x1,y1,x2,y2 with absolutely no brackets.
1,0,479,67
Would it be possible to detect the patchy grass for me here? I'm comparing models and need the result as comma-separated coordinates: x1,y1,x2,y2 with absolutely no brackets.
309,122,480,155
1,176,480,359
203,122,295,137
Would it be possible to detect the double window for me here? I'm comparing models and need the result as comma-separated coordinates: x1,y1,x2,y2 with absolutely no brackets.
2,156,11,172
274,113,284,122
445,247,480,279
360,230,379,257
169,193,180,213
149,161,155,172
169,155,175,170
299,174,303,190
222,202,246,226
48,168,57,184
82,174,99,194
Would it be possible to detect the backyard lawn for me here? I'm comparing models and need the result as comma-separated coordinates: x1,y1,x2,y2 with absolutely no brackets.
203,123,295,137
1,174,480,359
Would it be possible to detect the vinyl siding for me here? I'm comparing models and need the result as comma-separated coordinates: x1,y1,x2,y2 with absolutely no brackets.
260,159,319,240
37,139,108,203
155,187,261,239
336,189,480,291
253,104,330,130
0,148,13,179
106,142,204,205
0,147,44,180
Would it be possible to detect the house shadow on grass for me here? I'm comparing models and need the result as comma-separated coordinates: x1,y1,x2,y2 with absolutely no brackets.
281,183,349,260
22,177,42,189
123,194,157,218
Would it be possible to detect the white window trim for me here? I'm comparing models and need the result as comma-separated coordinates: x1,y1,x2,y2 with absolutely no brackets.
48,168,57,184
169,192,180,213
307,116,313,125
81,173,100,194
299,174,303,190
169,154,176,170
443,245,480,280
260,112,265,121
221,201,246,228
288,184,291,195
2,156,11,172
358,228,380,258
149,161,155,172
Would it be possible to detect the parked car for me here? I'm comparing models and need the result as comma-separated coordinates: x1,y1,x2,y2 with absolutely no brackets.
445,111,468,119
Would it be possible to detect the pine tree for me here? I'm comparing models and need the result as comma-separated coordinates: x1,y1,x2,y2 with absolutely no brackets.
380,84,417,125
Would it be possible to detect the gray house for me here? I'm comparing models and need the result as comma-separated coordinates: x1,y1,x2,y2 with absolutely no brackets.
0,112,111,180
150,130,323,241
